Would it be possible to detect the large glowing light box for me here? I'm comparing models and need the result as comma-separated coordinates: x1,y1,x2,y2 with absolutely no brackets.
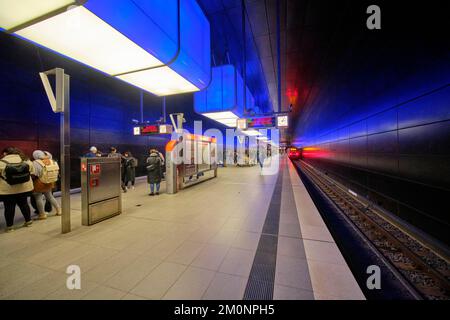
194,64,255,128
0,0,210,96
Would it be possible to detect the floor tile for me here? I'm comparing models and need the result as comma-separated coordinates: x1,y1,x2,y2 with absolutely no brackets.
273,285,314,300
166,241,205,265
107,256,161,292
203,273,247,300
130,262,187,299
162,266,215,300
219,248,255,278
82,285,127,300
191,244,229,271
274,256,313,291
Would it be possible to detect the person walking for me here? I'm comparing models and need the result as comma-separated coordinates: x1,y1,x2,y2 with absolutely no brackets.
0,147,34,232
31,150,61,219
146,149,162,196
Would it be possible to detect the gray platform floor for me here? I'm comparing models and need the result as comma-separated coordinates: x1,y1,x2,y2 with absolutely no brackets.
0,157,364,300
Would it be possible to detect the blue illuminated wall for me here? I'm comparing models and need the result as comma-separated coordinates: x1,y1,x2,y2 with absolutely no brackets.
194,64,257,117
0,32,219,188
293,19,450,244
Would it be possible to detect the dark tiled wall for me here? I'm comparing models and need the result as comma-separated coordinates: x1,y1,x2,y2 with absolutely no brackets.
303,86,450,245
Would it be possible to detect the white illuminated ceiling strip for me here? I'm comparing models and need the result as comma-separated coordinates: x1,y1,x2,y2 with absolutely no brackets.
117,66,199,96
202,111,239,120
201,111,239,127
0,0,74,30
217,119,237,127
15,6,163,75
243,129,262,136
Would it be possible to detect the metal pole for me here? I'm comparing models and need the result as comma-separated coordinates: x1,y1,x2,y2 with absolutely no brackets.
276,0,282,113
140,90,144,123
61,74,71,233
162,97,166,123
242,0,247,113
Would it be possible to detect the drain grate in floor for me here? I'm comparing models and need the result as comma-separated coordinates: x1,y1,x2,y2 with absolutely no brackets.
243,168,284,300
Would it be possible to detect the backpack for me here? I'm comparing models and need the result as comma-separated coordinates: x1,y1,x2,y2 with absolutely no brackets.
36,159,59,184
132,157,138,168
0,159,31,185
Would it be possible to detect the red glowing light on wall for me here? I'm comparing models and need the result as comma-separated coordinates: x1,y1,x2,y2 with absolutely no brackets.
286,88,298,105
302,147,329,159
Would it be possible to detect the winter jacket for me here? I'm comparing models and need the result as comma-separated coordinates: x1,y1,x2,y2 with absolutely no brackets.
146,153,162,184
122,156,136,182
0,154,35,195
84,152,98,158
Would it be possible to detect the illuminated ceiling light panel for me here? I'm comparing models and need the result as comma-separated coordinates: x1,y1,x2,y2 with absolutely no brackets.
217,119,237,127
194,65,250,123
15,7,162,75
118,66,199,96
0,0,74,30
202,111,239,120
201,111,238,127
0,0,211,96
243,129,262,136
257,136,268,140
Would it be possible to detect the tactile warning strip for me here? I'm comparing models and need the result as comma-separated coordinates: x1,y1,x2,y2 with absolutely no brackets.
243,168,283,300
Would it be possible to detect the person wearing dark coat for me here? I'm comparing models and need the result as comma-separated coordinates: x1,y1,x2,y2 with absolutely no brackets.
146,149,162,196
122,151,137,190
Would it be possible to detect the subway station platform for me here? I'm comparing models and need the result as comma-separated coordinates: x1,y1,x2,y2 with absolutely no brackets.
0,157,364,300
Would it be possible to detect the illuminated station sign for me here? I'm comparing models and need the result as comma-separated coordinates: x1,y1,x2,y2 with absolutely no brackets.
238,115,289,129
134,124,173,136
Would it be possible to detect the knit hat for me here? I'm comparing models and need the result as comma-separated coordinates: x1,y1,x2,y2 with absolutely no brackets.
32,150,46,160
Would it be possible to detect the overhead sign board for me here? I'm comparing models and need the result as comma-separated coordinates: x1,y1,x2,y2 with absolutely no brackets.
247,117,275,128
134,124,174,135
276,115,289,127
237,119,248,130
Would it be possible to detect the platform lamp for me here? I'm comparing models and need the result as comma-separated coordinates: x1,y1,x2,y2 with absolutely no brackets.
39,68,71,234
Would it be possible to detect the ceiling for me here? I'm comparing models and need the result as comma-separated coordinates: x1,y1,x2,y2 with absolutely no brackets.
197,0,357,143
198,0,448,145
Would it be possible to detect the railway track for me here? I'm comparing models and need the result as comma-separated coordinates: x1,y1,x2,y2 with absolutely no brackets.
294,159,450,300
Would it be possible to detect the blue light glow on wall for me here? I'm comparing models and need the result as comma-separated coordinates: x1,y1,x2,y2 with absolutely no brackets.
194,64,257,117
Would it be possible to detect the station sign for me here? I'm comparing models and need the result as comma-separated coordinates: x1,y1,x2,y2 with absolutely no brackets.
237,115,289,129
276,115,289,127
134,124,173,136
247,116,275,128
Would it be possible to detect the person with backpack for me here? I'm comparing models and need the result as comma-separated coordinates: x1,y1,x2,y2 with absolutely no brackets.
122,151,137,190
0,147,35,232
146,149,162,196
31,150,61,220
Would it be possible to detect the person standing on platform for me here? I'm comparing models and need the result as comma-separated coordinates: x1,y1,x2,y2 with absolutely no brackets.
0,147,34,232
157,149,165,179
31,150,61,219
107,147,122,159
84,146,99,158
146,149,162,196
108,147,127,192
123,151,137,190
